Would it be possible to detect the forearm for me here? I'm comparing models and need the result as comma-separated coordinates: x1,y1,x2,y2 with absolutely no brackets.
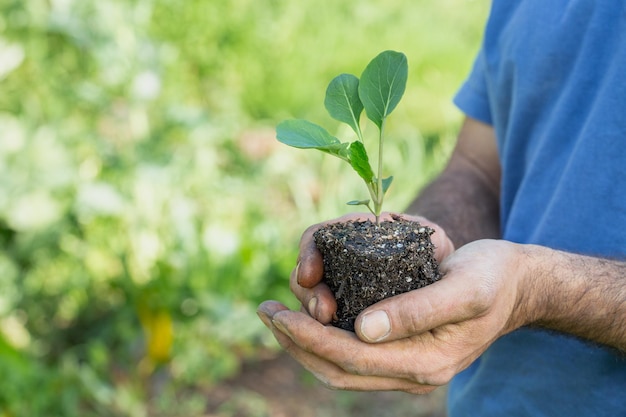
522,245,626,351
407,118,501,248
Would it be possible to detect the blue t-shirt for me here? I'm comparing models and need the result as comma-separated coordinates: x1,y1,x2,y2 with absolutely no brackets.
450,1,626,416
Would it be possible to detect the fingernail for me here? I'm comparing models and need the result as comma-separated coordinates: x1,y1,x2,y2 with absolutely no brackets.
308,297,318,319
360,310,391,342
295,261,302,284
272,319,293,339
256,311,272,328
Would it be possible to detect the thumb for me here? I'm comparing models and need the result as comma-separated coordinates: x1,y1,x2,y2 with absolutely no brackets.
354,271,486,343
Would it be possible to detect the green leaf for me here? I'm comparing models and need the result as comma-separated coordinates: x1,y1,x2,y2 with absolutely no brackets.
358,50,408,128
324,74,363,135
382,176,394,194
348,141,375,183
276,119,349,159
347,199,370,206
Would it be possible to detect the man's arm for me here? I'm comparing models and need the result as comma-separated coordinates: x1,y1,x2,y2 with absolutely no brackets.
523,245,626,351
407,116,501,247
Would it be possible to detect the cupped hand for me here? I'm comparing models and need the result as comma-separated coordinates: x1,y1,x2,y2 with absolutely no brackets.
291,212,455,324
257,239,532,393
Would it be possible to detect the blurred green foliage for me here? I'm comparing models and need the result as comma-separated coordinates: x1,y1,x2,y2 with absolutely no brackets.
0,0,487,415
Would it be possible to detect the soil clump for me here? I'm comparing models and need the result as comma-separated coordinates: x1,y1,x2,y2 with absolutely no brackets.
314,216,441,331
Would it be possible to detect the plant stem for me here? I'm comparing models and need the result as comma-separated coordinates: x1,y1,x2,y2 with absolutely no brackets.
374,118,386,226
355,121,365,143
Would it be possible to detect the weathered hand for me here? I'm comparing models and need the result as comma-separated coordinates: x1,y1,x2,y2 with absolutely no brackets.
257,239,531,393
291,212,455,324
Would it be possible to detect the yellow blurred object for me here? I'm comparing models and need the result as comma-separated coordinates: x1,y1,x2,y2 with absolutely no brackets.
138,307,173,364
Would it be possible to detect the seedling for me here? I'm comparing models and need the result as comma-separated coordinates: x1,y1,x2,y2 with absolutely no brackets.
276,50,408,225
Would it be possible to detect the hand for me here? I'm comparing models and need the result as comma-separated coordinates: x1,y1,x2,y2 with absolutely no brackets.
291,212,455,324
257,239,531,393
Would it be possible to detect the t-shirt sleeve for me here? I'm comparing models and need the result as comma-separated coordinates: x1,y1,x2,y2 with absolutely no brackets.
453,49,493,125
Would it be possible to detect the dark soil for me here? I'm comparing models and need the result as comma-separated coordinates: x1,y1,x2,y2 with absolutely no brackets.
314,215,441,331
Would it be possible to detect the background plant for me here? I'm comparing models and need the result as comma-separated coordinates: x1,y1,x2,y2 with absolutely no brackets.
0,0,488,415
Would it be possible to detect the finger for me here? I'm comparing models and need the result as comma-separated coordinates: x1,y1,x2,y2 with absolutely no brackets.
355,271,489,343
289,265,337,324
272,309,457,385
268,308,439,393
296,223,325,288
257,300,291,327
